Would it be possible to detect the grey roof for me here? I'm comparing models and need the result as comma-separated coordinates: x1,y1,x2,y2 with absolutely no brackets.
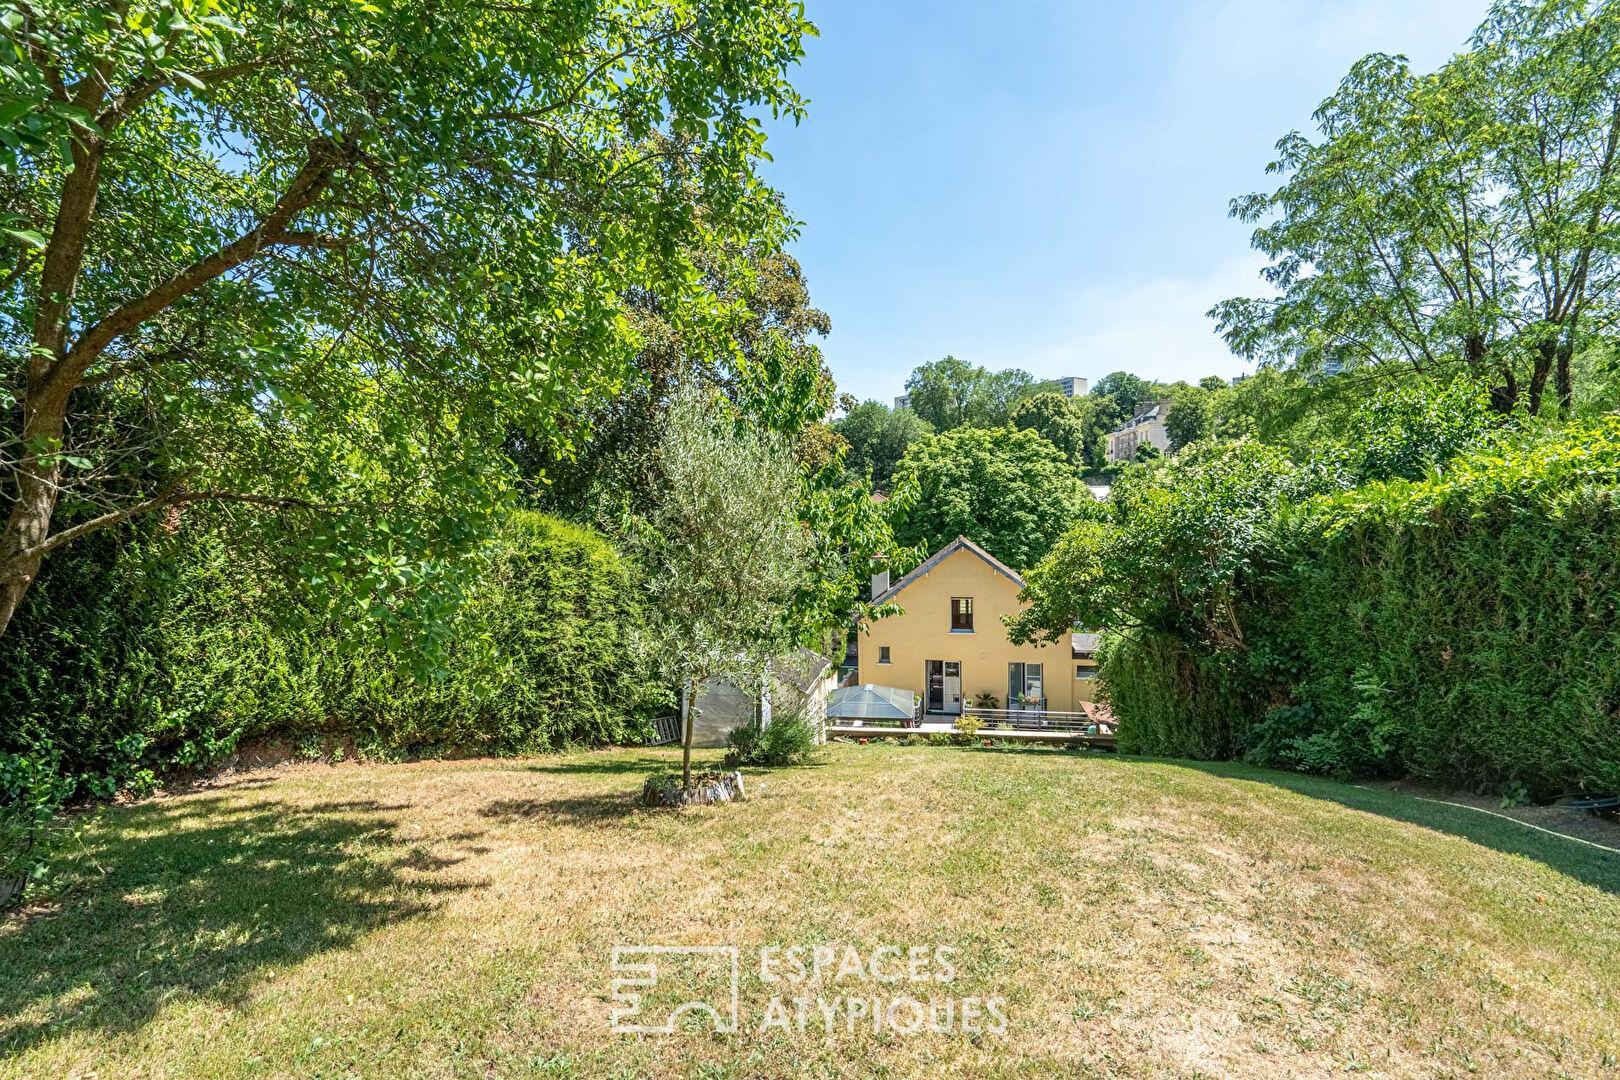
1072,632,1101,656
827,684,918,721
874,535,1023,605
774,648,834,693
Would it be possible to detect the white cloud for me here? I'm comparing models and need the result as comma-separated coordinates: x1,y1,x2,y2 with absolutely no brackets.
1019,254,1271,386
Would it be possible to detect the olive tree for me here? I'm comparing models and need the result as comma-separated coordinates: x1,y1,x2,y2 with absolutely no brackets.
624,384,810,788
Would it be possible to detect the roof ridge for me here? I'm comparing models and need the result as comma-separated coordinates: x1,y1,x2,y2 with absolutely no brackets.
873,535,1024,605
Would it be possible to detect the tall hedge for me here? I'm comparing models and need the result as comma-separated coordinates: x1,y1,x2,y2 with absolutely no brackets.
0,511,656,781
368,512,660,753
1271,425,1620,795
1058,417,1620,795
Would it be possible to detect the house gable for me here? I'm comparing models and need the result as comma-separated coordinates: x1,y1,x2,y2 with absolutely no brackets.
874,536,1023,606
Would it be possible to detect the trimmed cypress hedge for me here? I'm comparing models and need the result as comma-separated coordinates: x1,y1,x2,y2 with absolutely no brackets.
0,511,659,782
1270,423,1620,795
1094,419,1620,795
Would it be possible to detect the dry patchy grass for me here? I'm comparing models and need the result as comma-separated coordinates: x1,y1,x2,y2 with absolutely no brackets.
2,744,1618,1079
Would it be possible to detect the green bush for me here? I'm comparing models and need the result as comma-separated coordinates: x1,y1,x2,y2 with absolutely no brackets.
1020,410,1620,795
1100,630,1269,760
724,706,820,768
0,753,78,908
0,511,659,782
364,512,661,754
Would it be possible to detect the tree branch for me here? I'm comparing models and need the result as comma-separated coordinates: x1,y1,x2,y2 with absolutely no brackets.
50,138,352,393
5,478,357,574
97,58,273,132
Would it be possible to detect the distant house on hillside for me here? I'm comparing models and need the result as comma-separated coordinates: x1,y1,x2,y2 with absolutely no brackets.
1105,398,1172,462
857,536,1100,717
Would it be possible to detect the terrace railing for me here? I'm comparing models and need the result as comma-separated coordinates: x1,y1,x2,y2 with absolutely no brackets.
963,705,1115,739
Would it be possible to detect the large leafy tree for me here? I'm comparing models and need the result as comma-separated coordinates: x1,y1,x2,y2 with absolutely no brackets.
903,355,1035,432
1009,390,1088,468
1089,371,1153,416
1007,441,1338,651
528,244,835,521
0,0,813,639
832,398,931,490
890,425,1090,570
1214,0,1620,417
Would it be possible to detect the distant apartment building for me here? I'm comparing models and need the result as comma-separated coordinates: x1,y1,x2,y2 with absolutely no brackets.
893,393,911,410
1104,398,1173,463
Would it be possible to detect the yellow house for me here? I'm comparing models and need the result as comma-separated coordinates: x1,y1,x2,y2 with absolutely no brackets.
857,536,1099,717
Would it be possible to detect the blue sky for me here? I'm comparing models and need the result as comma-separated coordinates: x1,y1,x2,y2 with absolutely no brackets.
758,0,1492,404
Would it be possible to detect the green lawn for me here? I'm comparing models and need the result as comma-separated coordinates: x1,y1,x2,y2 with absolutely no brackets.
3,744,1618,1079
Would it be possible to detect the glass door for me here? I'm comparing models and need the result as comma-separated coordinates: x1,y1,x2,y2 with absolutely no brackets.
926,660,963,714
1008,662,1044,710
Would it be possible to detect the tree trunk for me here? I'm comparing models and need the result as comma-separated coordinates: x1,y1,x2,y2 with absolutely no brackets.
0,138,340,640
0,129,106,638
0,394,69,638
1555,340,1574,418
682,680,698,789
1528,339,1555,417
1490,361,1520,415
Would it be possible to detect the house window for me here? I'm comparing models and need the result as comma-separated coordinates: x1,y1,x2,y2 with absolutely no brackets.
1008,662,1044,704
879,646,891,665
1075,665,1097,680
950,597,973,632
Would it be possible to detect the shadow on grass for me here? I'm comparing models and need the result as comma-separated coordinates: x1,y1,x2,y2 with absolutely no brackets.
0,795,474,1057
1117,756,1620,896
515,753,698,777
480,794,644,824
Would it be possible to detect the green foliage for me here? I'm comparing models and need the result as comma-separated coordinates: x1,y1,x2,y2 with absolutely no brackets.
723,708,819,768
1090,372,1153,415
1030,416,1620,795
1240,704,1363,776
1009,439,1339,650
1277,418,1620,794
1329,377,1506,482
370,512,659,754
903,356,1037,432
791,463,916,655
1,0,816,649
1010,392,1089,468
1165,387,1214,451
0,751,77,908
891,426,1092,570
0,511,657,779
620,384,811,785
1097,630,1265,760
1214,0,1620,416
833,400,933,490
951,714,983,744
